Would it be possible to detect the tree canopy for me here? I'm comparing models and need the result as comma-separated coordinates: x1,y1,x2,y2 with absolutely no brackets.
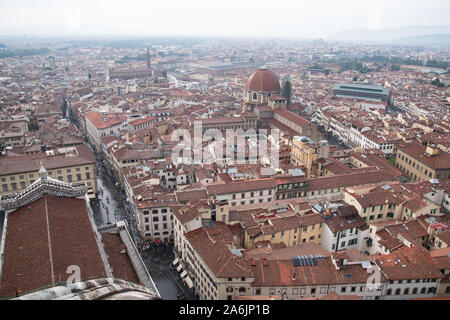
281,81,292,106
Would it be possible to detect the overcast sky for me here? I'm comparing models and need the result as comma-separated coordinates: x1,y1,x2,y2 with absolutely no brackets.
0,0,449,38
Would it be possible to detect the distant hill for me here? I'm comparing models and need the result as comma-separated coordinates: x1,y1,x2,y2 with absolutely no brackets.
327,25,450,44
392,33,450,46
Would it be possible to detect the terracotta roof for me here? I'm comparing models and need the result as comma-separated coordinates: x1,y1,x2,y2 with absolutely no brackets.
0,144,95,176
112,147,160,162
307,170,394,191
0,196,107,299
275,175,308,185
324,161,354,175
437,230,450,244
245,242,330,261
251,256,384,287
101,233,140,285
270,215,304,233
245,68,280,93
85,112,124,130
398,142,450,170
376,229,405,252
268,119,300,137
195,116,244,125
129,116,156,127
354,191,404,208
136,194,176,209
100,135,120,145
268,95,287,101
175,189,208,203
323,205,367,233
185,222,253,278
351,152,404,178
274,109,311,127
403,196,428,212
384,220,428,243
207,179,277,195
171,203,202,225
376,246,442,280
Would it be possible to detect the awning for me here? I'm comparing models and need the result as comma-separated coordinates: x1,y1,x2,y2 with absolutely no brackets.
172,258,179,266
184,276,194,289
176,264,183,272
180,270,187,278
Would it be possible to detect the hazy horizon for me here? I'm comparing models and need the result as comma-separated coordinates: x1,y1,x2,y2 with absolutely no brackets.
0,0,449,39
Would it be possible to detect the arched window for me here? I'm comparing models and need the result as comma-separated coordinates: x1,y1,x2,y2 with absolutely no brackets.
395,288,401,295
386,289,392,295
403,288,409,295
387,212,394,219
412,288,418,294
238,287,246,293
420,288,426,294
252,93,257,101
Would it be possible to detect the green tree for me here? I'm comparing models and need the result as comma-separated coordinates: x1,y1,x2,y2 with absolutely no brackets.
281,80,292,106
431,78,445,87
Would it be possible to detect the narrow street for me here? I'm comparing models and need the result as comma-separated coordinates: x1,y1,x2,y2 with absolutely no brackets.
89,157,197,300
140,242,197,300
90,163,140,243
91,175,124,226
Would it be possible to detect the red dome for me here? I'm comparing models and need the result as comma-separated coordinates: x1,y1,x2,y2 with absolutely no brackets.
245,67,280,93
